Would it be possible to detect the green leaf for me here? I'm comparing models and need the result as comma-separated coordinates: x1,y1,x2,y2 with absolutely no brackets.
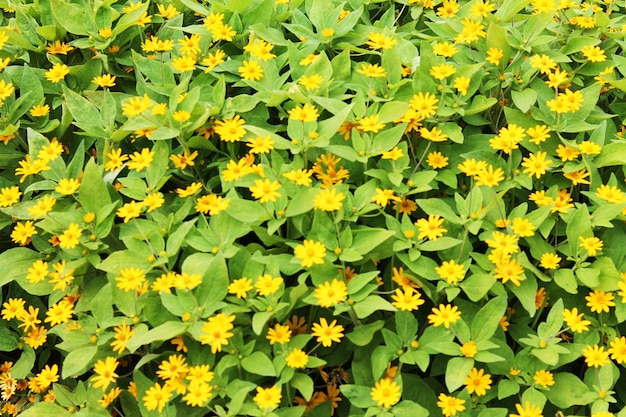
62,345,97,379
50,0,90,35
241,351,276,376
191,254,230,309
537,299,563,339
460,273,496,302
471,295,507,342
12,402,71,417
545,372,595,408
91,283,114,327
419,237,462,252
0,328,19,352
353,295,396,319
594,142,626,167
79,158,112,215
396,311,418,343
62,85,107,137
350,227,395,256
566,205,592,256
291,373,314,401
511,89,537,113
509,274,538,316
341,384,376,408
497,379,519,399
554,269,577,294
392,401,429,417
126,321,188,353
347,320,385,346
445,357,473,392
465,96,498,116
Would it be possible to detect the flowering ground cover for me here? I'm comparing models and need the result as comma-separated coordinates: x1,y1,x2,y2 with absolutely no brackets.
1,0,626,416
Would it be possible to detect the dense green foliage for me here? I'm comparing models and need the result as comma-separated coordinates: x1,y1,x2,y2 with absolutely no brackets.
2,0,626,416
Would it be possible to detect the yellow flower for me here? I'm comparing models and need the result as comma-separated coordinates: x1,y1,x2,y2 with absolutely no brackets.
435,260,466,285
283,169,313,186
533,370,554,389
288,104,319,122
372,188,400,207
427,304,461,328
255,274,283,296
416,215,447,240
143,383,172,413
321,28,335,37
44,299,74,327
474,165,504,187
105,148,128,172
426,151,448,169
607,336,626,364
228,277,253,298
391,287,425,311
295,240,327,268
370,378,401,409
582,344,609,368
122,94,152,117
299,74,323,90
171,55,196,72
127,148,154,171
55,178,80,195
494,257,525,286
58,223,82,249
410,92,439,119
579,236,603,256
249,179,282,203
29,104,50,117
111,323,134,354
244,39,276,61
510,402,543,417
46,40,74,55
464,368,491,396
285,348,309,368
156,4,180,18
578,140,601,155
529,54,556,74
195,194,229,215
429,63,456,80
359,114,385,132
45,63,70,83
381,146,404,160
365,32,397,50
200,313,235,353
453,76,471,96
433,41,458,57
11,221,37,246
437,393,465,416
0,79,14,102
356,63,386,78
313,278,347,307
253,385,282,410
539,253,561,269
172,110,191,123
485,47,503,65
202,49,226,72
92,74,116,88
581,45,606,62
91,357,119,390
0,186,21,207
116,201,143,223
115,267,146,292
437,0,460,17
215,115,247,142
586,290,615,313
210,22,236,41
98,28,113,38
238,60,264,81
176,182,203,198
267,323,292,345
311,317,344,347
